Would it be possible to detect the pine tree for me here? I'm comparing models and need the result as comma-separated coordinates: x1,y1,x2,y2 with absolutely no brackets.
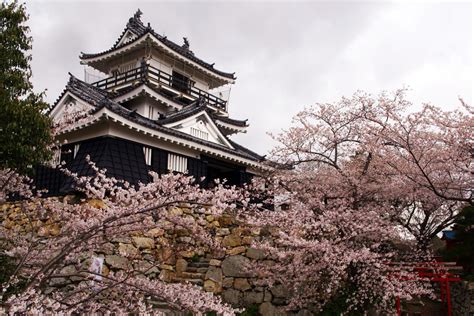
0,1,52,174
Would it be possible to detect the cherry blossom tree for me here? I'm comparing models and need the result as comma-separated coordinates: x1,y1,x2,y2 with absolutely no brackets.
238,90,472,313
270,89,473,247
238,176,432,314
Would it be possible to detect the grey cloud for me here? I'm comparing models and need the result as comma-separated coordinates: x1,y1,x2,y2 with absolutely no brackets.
26,1,472,155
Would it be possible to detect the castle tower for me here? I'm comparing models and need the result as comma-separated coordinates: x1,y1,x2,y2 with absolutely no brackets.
42,10,264,193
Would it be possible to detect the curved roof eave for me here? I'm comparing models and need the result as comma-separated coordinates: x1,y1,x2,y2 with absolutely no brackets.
57,107,267,169
80,32,236,83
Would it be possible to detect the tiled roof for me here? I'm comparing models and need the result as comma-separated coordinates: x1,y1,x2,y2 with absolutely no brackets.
49,74,110,114
214,115,248,127
156,98,208,125
53,76,263,162
80,10,235,80
156,98,248,129
109,82,188,107
110,84,247,129
65,74,109,105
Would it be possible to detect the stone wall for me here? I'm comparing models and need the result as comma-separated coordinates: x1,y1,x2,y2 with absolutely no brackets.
1,199,296,315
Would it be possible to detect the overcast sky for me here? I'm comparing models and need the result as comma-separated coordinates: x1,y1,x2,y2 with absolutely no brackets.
26,0,472,155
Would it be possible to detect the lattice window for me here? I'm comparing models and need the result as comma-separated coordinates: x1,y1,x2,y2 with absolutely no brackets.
167,153,188,173
190,127,209,140
118,62,136,74
143,147,152,166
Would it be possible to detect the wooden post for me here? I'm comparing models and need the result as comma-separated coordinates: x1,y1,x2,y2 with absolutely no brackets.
445,280,452,316
440,279,445,302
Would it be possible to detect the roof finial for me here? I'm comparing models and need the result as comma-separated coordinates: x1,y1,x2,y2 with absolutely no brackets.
182,37,190,50
134,8,143,20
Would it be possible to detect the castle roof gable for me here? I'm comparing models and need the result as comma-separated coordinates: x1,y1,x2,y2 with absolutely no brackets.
80,10,235,81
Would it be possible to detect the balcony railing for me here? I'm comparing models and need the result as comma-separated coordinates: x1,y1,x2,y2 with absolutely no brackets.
92,64,227,111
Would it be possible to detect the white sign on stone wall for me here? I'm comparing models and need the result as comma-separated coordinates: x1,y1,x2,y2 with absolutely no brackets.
90,256,104,282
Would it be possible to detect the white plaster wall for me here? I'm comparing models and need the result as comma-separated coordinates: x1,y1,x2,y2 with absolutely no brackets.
105,50,144,76
51,95,94,124
192,78,209,91
124,96,171,120
57,120,199,159
149,57,173,74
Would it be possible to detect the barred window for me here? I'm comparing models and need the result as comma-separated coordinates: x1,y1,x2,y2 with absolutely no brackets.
190,127,209,140
143,147,152,166
52,148,61,166
73,144,81,159
148,105,154,119
167,153,188,173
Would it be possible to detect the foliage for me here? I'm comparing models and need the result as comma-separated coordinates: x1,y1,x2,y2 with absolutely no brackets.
240,179,432,314
0,1,52,174
191,253,201,262
238,304,259,316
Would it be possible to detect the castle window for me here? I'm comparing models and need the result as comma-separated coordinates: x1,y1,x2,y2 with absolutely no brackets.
167,153,188,173
73,144,81,158
52,148,61,166
118,62,135,74
147,105,154,119
190,127,209,140
171,71,191,94
143,147,152,166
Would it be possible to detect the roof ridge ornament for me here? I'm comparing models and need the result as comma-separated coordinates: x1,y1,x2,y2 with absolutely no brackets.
133,9,143,21
182,37,194,55
182,37,190,50
127,9,143,29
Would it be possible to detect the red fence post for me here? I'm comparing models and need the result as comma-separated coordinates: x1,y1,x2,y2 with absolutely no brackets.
396,296,401,316
445,280,452,316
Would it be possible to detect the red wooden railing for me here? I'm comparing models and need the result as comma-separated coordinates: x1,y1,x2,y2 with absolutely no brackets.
387,261,462,316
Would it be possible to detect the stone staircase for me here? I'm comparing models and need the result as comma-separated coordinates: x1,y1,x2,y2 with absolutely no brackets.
174,257,211,286
148,258,213,315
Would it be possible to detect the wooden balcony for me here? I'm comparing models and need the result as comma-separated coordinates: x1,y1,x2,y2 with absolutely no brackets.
92,64,227,111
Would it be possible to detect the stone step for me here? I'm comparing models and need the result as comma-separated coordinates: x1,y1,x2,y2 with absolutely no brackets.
187,262,209,268
174,278,204,286
185,267,208,273
180,271,205,279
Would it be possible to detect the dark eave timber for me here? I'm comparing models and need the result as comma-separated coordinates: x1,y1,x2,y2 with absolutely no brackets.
80,10,235,80
214,116,248,128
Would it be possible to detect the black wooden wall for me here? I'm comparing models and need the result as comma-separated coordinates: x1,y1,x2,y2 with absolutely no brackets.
34,136,253,195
